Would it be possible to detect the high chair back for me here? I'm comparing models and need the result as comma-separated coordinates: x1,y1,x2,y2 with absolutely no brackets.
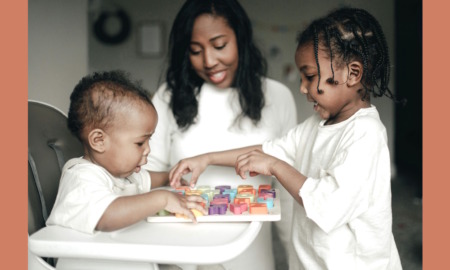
28,100,83,269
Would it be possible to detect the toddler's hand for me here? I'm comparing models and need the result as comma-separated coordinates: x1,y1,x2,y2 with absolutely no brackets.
169,154,209,188
235,149,277,179
164,192,207,223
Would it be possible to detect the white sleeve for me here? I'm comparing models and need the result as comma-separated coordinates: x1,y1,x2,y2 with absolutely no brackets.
262,123,303,166
46,166,119,234
143,84,174,171
300,117,390,233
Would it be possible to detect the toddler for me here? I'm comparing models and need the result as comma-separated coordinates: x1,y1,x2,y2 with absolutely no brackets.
47,70,206,234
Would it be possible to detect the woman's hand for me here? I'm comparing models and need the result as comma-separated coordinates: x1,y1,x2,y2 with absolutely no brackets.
169,154,210,188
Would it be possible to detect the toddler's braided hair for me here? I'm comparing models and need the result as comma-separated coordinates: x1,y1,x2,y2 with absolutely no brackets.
297,7,399,102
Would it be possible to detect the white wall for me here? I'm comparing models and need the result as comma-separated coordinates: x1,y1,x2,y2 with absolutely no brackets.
88,0,185,94
87,0,396,168
28,0,396,172
28,0,88,114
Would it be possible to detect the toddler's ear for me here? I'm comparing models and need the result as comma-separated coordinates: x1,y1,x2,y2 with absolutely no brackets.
347,61,363,87
88,128,107,153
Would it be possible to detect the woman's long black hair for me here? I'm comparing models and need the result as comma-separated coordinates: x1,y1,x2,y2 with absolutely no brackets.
166,0,267,129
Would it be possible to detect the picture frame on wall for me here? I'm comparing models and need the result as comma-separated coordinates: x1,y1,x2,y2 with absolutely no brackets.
137,21,164,58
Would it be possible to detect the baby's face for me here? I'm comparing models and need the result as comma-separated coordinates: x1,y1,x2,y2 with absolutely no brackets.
102,103,158,178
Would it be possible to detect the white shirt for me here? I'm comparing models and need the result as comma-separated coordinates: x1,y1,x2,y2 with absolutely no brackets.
143,78,297,188
46,158,152,234
263,106,402,270
143,78,298,269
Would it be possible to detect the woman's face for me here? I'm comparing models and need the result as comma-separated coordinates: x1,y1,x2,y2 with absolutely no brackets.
189,14,239,89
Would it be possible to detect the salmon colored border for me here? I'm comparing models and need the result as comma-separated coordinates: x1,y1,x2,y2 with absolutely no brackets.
1,0,436,268
1,0,27,269
423,1,446,269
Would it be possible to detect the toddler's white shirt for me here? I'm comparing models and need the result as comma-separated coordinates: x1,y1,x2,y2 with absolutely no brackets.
263,106,402,270
46,158,152,234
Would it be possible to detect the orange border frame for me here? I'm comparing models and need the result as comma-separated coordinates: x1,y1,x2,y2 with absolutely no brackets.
1,0,27,268
2,0,442,268
423,1,446,269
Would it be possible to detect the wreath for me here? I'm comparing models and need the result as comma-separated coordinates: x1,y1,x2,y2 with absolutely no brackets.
93,9,131,45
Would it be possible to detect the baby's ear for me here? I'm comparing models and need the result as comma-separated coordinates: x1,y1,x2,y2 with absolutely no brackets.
347,61,363,87
88,128,107,153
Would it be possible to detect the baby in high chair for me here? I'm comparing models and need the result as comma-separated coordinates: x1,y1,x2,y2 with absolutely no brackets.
47,70,207,234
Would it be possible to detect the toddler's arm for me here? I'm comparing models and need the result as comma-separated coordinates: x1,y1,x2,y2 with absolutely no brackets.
95,190,207,232
169,145,262,187
234,149,306,205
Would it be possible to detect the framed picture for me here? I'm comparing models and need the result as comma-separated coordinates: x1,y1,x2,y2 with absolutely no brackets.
137,21,164,57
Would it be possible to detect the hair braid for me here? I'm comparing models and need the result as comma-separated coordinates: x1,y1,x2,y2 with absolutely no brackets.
296,7,405,104
313,26,322,94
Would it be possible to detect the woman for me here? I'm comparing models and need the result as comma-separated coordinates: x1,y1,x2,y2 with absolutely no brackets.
143,0,297,269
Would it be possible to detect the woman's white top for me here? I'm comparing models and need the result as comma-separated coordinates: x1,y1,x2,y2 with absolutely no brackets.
143,78,297,188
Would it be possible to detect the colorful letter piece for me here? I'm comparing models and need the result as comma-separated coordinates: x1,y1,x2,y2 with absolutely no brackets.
234,197,251,208
191,209,204,217
215,185,231,194
259,188,276,198
258,192,274,199
222,189,237,201
157,209,172,216
175,186,190,195
169,184,276,219
200,193,210,205
202,190,216,201
249,203,268,214
258,184,272,194
230,203,248,214
185,190,203,196
237,185,253,193
208,204,227,215
210,197,229,207
213,194,230,202
256,197,274,209
236,193,255,203
240,188,256,196
195,185,212,192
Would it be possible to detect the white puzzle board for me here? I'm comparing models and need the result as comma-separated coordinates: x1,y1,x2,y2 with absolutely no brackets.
147,187,281,223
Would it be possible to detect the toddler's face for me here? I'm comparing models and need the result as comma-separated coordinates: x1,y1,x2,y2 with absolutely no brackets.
295,43,363,125
102,103,158,178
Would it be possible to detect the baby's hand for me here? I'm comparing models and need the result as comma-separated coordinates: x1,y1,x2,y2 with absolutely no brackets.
169,154,209,188
164,192,207,223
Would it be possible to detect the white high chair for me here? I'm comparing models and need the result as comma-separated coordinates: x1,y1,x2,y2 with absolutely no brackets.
27,100,263,270
28,100,84,269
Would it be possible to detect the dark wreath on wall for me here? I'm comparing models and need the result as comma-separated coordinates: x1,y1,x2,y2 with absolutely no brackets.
93,9,131,45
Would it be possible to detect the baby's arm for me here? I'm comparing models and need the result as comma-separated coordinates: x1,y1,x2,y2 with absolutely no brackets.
169,145,262,187
234,149,307,205
96,190,207,232
149,171,169,188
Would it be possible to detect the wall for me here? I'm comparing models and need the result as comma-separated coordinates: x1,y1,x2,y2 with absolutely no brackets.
28,0,88,114
28,0,396,172
87,0,396,172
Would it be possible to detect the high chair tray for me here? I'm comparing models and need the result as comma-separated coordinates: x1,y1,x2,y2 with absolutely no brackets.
147,186,281,223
